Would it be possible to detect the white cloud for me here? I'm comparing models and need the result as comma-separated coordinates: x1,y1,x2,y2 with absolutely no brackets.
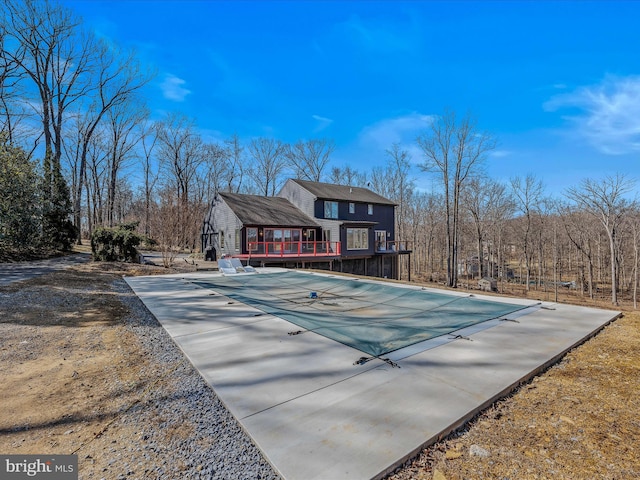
160,74,191,102
331,112,434,169
358,112,434,151
312,114,333,132
489,149,513,158
339,15,417,55
197,127,226,144
544,75,640,155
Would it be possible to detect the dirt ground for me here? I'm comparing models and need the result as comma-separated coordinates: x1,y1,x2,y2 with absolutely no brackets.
0,260,187,478
1,259,639,479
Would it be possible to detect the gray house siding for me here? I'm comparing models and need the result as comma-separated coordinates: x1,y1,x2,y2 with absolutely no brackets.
202,196,242,258
278,179,316,217
315,219,342,250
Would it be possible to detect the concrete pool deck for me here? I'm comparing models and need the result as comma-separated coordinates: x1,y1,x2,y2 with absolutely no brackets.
124,269,620,480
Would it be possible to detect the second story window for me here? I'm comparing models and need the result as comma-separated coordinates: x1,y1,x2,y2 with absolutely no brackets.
324,201,338,219
349,202,355,214
368,204,373,215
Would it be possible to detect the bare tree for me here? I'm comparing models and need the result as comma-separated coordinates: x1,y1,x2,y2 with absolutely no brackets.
535,197,555,290
560,207,597,299
200,142,227,203
247,137,287,196
368,166,392,198
383,144,413,246
0,28,29,146
285,138,334,182
510,174,544,291
566,174,636,305
223,133,246,193
156,113,205,249
62,113,88,230
629,210,640,309
463,177,512,280
417,110,496,287
1,0,100,248
405,190,427,274
84,132,108,235
151,186,182,267
104,101,147,227
138,121,159,238
550,204,560,302
2,0,94,179
70,40,151,236
329,165,366,186
2,0,152,248
157,114,203,203
486,186,516,290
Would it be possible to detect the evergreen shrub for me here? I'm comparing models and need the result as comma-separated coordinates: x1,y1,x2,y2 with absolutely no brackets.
91,222,143,262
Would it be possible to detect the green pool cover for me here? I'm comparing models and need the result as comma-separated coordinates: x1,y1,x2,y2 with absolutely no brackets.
192,271,532,358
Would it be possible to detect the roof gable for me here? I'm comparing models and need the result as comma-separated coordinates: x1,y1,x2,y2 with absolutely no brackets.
289,179,397,206
219,192,320,227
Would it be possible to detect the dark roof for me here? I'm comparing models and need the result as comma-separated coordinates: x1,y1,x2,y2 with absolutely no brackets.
219,192,320,227
290,179,397,206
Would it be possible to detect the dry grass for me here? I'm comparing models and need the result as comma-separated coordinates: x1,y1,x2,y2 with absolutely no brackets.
387,284,640,480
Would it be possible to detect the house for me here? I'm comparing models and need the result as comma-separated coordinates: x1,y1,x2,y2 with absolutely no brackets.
201,179,411,279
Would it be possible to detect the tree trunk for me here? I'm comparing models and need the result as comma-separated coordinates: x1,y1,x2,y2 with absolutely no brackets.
634,228,638,309
606,228,617,305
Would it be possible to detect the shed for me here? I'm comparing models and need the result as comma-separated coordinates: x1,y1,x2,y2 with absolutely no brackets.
478,277,497,292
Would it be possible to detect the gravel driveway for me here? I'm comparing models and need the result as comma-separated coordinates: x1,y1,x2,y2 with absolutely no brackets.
0,253,91,286
0,259,280,479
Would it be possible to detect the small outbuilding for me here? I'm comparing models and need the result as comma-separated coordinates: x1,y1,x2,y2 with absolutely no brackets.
478,277,498,292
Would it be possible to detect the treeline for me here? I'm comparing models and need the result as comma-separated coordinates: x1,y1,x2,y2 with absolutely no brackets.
1,0,638,307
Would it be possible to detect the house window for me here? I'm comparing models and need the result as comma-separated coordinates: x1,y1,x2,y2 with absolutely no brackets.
220,231,225,248
264,229,274,252
349,202,355,214
347,228,369,250
367,204,373,215
305,229,316,242
303,229,316,253
375,230,386,251
247,227,258,251
273,229,282,252
324,201,338,219
264,228,302,253
235,229,240,251
323,229,333,252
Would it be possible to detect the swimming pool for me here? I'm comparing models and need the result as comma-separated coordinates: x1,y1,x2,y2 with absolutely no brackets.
192,270,532,357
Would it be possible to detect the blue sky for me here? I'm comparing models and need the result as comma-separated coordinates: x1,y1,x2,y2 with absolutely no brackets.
64,0,640,195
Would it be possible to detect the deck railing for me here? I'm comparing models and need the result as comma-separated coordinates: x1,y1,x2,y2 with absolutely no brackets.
375,240,412,253
245,241,341,258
